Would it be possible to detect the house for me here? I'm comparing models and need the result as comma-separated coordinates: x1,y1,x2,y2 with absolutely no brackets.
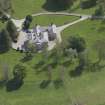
21,24,57,51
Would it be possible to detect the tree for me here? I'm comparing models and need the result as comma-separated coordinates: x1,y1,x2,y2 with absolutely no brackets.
26,15,33,23
0,29,11,53
81,0,97,9
6,20,18,42
97,0,105,14
52,0,75,9
22,15,33,30
94,5,104,16
13,64,26,80
67,36,86,53
6,64,26,91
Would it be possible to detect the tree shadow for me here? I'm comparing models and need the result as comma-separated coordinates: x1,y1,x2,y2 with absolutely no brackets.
35,65,48,74
53,79,63,89
0,50,9,54
40,80,51,89
62,59,72,67
20,54,33,63
69,63,84,77
89,60,105,72
42,0,69,12
97,26,105,33
6,78,23,92
0,80,5,89
33,60,45,70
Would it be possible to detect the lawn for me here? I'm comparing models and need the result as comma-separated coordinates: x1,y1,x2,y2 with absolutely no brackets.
11,0,97,19
0,20,105,105
62,19,105,47
11,0,46,19
31,15,79,27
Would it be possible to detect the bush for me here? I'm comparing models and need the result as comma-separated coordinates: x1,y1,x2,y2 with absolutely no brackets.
81,0,97,9
22,15,33,30
67,36,86,53
94,6,104,16
0,29,11,53
13,64,26,80
6,20,18,42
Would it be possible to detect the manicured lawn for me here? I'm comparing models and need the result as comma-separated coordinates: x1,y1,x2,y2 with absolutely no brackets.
31,15,79,27
0,20,105,105
62,19,105,62
11,0,97,19
1,50,105,105
62,19,105,47
11,0,46,19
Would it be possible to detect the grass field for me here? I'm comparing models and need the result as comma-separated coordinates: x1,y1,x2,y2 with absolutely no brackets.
11,0,97,19
0,20,105,105
31,15,79,27
11,0,46,19
0,0,105,105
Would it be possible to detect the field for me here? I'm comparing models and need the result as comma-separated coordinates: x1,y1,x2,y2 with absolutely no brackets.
31,15,79,27
0,0,105,105
11,0,97,19
0,19,105,105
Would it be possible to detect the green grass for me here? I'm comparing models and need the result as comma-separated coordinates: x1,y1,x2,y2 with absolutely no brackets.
11,0,98,19
62,19,105,47
0,1,105,105
69,0,98,15
1,50,105,105
11,0,46,19
62,19,105,62
0,20,105,105
31,15,79,27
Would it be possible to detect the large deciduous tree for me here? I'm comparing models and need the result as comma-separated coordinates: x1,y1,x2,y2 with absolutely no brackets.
0,29,11,53
53,0,75,9
6,20,18,42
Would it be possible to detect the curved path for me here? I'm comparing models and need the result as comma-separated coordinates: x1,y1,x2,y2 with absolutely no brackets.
11,12,91,31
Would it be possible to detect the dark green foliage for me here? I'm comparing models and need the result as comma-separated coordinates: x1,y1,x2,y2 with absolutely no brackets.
43,0,75,11
40,80,51,89
6,64,26,92
67,36,86,53
23,15,33,30
6,78,23,92
81,0,97,9
0,15,9,23
97,0,105,15
94,6,104,16
53,79,63,89
53,0,74,9
13,64,26,80
6,20,18,42
0,29,11,53
26,15,33,23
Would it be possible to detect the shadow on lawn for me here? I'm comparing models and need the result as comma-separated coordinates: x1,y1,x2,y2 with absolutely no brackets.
6,78,24,92
70,60,105,77
70,64,84,77
42,0,69,12
20,54,33,63
40,80,51,89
